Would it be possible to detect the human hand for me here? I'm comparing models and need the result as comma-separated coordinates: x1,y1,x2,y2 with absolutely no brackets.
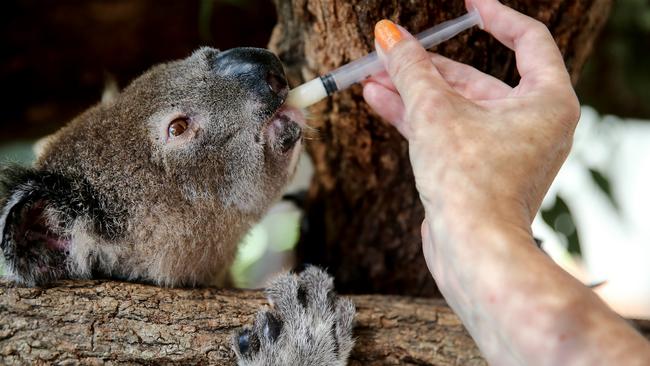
363,0,580,230
362,3,650,365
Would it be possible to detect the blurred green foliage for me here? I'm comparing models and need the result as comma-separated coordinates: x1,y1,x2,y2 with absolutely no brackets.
588,168,618,210
230,209,301,288
576,0,650,119
609,0,650,32
0,141,36,166
541,195,582,255
552,0,650,256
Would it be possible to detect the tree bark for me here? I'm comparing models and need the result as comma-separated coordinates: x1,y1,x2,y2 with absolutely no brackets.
1,280,648,365
0,280,485,365
269,0,613,296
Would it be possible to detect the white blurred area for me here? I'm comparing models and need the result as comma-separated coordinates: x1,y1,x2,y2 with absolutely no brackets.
230,153,312,288
534,106,650,319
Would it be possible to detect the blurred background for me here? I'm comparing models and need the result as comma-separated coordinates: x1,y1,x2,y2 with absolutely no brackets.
0,1,648,319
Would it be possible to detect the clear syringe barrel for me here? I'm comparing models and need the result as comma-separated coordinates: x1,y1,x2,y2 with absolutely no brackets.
327,9,482,93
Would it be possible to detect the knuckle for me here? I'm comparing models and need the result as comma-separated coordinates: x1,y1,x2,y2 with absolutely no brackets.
567,97,581,124
530,19,552,38
388,43,430,79
556,92,581,127
540,86,580,130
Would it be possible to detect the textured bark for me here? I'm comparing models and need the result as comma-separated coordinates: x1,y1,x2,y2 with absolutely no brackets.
0,280,485,365
1,280,648,365
269,0,613,296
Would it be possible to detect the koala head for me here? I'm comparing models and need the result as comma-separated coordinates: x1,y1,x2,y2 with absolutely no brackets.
0,47,304,287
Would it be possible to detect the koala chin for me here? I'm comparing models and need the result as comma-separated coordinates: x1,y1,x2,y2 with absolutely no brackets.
0,47,306,287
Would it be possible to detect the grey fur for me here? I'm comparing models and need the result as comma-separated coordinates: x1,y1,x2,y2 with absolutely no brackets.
234,266,356,366
0,47,355,364
0,47,302,287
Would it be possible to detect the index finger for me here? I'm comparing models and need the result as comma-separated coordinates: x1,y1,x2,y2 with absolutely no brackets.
468,0,572,93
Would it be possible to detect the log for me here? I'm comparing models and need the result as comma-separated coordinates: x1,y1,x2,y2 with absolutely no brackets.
0,279,484,365
269,0,613,296
1,280,648,365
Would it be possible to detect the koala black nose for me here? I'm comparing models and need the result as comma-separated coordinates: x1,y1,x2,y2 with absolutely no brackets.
212,47,289,109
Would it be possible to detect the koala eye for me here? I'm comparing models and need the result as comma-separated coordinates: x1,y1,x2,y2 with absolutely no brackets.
168,118,189,138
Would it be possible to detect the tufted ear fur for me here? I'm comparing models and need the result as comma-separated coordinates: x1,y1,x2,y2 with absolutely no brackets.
0,167,76,286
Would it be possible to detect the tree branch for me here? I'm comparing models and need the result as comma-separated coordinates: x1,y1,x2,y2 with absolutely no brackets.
1,280,647,364
0,280,483,365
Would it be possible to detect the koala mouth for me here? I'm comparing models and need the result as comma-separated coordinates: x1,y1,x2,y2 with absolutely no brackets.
265,105,304,153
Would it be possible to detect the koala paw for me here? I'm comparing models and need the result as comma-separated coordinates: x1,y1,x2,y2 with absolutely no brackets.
233,266,355,366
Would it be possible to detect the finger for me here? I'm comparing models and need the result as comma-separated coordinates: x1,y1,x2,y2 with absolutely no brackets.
366,71,397,93
421,218,437,277
374,20,458,112
468,0,572,92
429,54,512,100
370,55,512,100
421,219,429,242
362,81,409,138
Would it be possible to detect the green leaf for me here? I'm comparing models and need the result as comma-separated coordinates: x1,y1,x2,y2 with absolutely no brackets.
541,195,582,256
588,168,618,210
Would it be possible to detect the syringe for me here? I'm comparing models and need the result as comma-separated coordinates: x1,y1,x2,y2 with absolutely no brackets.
286,10,483,109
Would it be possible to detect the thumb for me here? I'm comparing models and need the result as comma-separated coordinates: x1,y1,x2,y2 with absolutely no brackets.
374,20,455,109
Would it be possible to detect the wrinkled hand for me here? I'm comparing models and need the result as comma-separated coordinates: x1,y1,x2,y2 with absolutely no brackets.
364,3,650,364
364,0,580,230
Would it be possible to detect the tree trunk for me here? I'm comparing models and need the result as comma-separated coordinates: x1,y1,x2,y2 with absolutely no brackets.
0,280,484,365
269,0,613,296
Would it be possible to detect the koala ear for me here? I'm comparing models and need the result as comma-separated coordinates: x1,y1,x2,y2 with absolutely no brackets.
0,167,72,286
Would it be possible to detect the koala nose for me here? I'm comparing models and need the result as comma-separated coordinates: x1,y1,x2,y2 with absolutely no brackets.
212,47,289,109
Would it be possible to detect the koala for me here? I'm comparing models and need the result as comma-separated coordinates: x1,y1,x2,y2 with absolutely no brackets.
0,47,355,365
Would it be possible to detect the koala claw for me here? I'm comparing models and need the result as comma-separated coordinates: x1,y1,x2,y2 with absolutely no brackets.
233,266,355,366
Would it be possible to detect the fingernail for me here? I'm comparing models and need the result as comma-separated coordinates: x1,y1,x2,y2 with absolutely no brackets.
375,19,402,51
